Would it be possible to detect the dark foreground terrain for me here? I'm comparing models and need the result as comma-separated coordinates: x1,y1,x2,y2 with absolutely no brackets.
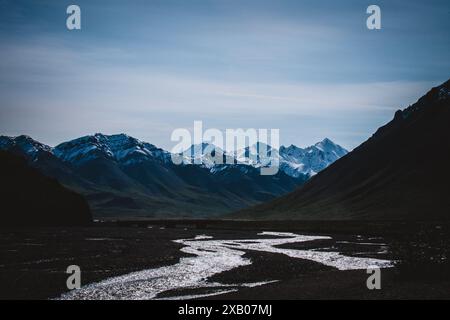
0,220,449,300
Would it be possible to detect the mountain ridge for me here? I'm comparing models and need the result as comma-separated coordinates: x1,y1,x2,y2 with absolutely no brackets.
0,133,347,178
0,133,346,218
230,79,450,220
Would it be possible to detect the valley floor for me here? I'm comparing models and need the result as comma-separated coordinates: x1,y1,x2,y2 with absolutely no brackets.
0,221,449,300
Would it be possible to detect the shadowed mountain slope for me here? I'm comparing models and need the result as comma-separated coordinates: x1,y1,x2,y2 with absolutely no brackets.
231,79,450,220
0,151,92,226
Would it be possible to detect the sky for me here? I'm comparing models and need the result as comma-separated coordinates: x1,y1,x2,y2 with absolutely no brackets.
0,0,449,151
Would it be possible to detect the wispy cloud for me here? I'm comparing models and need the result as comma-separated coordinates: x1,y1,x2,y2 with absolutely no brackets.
0,0,449,150
0,37,440,150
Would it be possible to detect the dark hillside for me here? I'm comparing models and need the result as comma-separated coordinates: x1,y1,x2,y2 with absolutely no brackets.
0,151,92,226
232,80,450,220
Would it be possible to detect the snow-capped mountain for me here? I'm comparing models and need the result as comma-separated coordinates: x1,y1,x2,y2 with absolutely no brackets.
183,142,260,170
53,133,171,166
183,142,228,169
1,134,347,178
0,133,172,166
280,138,348,177
0,135,52,160
184,138,348,177
0,133,346,217
0,133,311,217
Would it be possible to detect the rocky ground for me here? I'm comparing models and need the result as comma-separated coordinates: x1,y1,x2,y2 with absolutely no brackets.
0,221,449,300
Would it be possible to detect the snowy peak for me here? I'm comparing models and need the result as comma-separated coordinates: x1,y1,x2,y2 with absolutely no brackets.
242,142,275,155
314,138,335,151
279,139,348,177
0,135,52,159
53,134,114,164
53,133,170,166
313,138,348,157
186,142,225,156
184,142,232,169
279,144,305,158
183,139,347,177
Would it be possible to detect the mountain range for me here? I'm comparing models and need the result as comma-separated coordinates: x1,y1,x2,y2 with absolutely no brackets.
184,139,348,177
232,79,450,220
0,133,347,218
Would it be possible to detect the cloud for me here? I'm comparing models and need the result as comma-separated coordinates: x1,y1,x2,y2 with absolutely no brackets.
1,0,449,150
0,37,442,150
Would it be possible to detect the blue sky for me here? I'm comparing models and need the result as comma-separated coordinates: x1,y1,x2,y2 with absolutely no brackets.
0,0,449,150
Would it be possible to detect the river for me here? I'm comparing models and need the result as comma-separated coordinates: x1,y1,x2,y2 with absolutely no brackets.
59,231,392,300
